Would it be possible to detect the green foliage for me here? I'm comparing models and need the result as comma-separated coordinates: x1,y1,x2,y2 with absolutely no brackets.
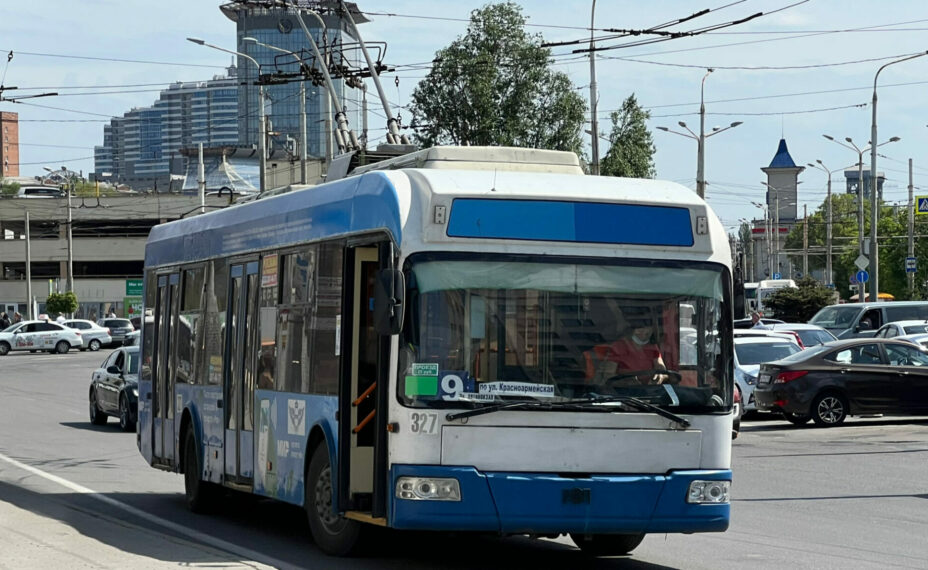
46,291,79,316
409,2,587,156
783,193,928,301
762,277,836,322
599,94,656,178
0,181,20,197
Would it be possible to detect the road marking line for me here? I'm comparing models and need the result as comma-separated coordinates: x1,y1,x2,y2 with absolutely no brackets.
0,451,295,569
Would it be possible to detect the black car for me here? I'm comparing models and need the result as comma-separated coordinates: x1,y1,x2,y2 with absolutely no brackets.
89,346,139,431
755,338,928,427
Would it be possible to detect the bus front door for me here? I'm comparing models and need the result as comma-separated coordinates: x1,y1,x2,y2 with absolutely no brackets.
338,245,388,519
152,273,179,467
224,261,258,485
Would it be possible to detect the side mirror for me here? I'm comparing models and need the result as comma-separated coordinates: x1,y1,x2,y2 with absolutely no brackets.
373,269,405,336
106,365,121,374
857,320,873,331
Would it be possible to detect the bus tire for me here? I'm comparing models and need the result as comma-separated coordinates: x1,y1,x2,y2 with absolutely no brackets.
571,533,645,556
305,445,363,556
184,428,217,513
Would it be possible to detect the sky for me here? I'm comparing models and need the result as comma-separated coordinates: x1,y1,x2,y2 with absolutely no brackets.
4,0,928,236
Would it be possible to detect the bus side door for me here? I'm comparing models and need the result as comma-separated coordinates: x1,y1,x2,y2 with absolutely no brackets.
337,244,390,519
224,261,259,484
152,273,179,466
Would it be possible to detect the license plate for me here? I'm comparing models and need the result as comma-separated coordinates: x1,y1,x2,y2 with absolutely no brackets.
759,373,771,384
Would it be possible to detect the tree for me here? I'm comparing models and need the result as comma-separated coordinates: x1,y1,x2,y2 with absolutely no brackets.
409,2,587,156
599,94,656,178
46,291,78,316
762,277,836,322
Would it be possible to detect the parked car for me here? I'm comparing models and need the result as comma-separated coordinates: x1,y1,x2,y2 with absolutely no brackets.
123,329,140,346
0,320,82,355
755,338,928,427
96,318,134,346
61,319,112,351
809,301,928,339
873,320,928,339
734,335,803,413
733,317,785,329
898,333,928,349
768,323,838,348
89,346,140,431
16,185,67,198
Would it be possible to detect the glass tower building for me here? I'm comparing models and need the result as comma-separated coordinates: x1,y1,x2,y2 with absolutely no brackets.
220,0,365,159
94,67,240,190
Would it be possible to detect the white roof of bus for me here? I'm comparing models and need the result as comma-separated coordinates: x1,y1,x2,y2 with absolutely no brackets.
350,146,584,176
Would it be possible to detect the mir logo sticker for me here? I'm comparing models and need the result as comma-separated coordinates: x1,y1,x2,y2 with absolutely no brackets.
287,399,306,436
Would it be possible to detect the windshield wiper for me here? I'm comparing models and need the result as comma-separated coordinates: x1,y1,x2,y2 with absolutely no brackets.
445,398,611,421
445,395,690,429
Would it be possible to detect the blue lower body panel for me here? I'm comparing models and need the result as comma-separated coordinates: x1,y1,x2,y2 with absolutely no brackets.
389,465,730,535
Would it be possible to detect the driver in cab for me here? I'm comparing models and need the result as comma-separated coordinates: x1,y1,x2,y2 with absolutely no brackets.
585,317,671,385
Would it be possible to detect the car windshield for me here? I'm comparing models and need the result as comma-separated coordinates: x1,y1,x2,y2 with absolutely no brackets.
903,324,928,334
399,256,732,412
810,305,860,329
735,341,801,365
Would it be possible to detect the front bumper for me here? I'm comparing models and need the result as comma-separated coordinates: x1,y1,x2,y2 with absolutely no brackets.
388,465,730,535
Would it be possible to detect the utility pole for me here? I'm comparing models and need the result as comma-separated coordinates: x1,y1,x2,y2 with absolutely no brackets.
25,211,32,320
66,181,73,297
588,0,600,175
826,169,833,286
857,158,866,301
909,158,915,296
198,143,205,214
803,204,808,278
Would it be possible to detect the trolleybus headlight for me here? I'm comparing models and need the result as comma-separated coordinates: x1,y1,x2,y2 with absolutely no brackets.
687,480,730,504
395,477,461,501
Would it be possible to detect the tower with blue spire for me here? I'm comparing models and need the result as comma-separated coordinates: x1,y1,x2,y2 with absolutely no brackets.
761,138,804,223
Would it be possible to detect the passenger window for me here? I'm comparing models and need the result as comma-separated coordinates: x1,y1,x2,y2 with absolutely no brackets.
852,344,882,365
886,345,928,367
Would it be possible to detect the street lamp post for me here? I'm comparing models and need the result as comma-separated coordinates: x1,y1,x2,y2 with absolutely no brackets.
697,68,713,199
188,37,266,192
656,106,741,199
751,201,770,279
807,160,840,287
870,51,928,301
823,134,899,300
589,0,600,175
243,37,308,184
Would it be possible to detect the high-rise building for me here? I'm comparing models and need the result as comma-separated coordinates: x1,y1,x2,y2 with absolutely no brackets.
0,111,19,178
220,0,365,160
94,67,240,190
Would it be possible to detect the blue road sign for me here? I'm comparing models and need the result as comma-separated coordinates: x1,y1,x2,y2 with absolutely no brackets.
772,272,781,279
906,256,917,273
917,196,928,215
856,270,869,284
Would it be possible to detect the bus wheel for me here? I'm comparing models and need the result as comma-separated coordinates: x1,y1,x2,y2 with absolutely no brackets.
184,429,217,513
305,445,363,556
571,533,644,556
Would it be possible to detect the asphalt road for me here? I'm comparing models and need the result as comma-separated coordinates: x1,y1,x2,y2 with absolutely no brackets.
0,349,926,569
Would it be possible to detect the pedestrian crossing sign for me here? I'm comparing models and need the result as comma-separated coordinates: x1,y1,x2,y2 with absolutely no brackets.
917,195,928,215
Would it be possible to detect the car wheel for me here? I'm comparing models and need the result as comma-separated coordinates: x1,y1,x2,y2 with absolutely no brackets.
119,394,136,432
89,389,108,425
784,412,811,425
184,428,218,513
0,342,9,356
55,341,70,354
571,533,645,556
305,445,364,556
812,392,848,426
29,350,37,353
89,339,101,352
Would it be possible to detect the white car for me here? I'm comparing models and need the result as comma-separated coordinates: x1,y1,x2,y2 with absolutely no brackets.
61,319,113,352
0,320,82,355
873,320,928,339
733,335,802,412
